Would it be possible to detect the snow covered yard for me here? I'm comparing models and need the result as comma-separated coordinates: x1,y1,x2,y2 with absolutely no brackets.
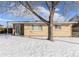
0,35,79,57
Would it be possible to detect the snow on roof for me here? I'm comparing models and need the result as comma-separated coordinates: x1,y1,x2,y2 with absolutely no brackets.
12,21,78,26
69,15,79,22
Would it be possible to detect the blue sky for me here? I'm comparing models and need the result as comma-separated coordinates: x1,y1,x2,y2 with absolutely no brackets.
0,1,79,26
55,1,79,21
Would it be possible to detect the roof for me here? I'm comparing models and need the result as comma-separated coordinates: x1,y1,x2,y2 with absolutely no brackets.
13,21,78,26
13,22,47,26
0,24,3,26
12,21,78,23
69,15,79,22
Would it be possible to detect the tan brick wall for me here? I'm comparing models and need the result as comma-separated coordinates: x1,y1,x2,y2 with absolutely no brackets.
53,24,72,37
13,23,73,37
24,24,72,37
24,25,48,37
24,24,72,36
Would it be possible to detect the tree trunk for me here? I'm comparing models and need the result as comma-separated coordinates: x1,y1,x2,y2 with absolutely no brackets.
48,21,53,40
47,3,55,40
47,16,53,40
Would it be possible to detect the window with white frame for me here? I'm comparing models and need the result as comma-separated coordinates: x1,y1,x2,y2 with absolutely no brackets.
55,25,61,29
32,25,42,31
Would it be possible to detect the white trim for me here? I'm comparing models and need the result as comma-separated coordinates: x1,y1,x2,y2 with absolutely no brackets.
53,22,78,24
12,22,78,24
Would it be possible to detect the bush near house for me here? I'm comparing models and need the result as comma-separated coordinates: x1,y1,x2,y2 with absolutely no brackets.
3,28,12,33
0,27,4,33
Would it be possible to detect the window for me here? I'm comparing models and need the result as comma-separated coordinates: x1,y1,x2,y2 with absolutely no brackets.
32,25,42,31
55,25,61,29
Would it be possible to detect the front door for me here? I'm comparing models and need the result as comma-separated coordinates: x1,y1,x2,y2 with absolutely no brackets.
15,24,21,35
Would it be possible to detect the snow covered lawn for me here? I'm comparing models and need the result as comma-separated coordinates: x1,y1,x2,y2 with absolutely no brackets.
0,35,79,57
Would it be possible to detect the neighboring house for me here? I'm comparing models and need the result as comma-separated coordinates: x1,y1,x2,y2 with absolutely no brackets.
12,21,77,37
69,15,79,37
69,15,79,22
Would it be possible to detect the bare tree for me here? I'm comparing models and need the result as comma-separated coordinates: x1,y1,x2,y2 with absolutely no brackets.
19,1,59,40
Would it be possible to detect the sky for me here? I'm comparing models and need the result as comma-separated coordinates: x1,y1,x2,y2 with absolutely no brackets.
0,1,79,27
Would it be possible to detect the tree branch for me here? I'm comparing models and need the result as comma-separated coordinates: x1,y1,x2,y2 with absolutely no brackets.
19,1,48,25
45,1,50,11
54,1,60,8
